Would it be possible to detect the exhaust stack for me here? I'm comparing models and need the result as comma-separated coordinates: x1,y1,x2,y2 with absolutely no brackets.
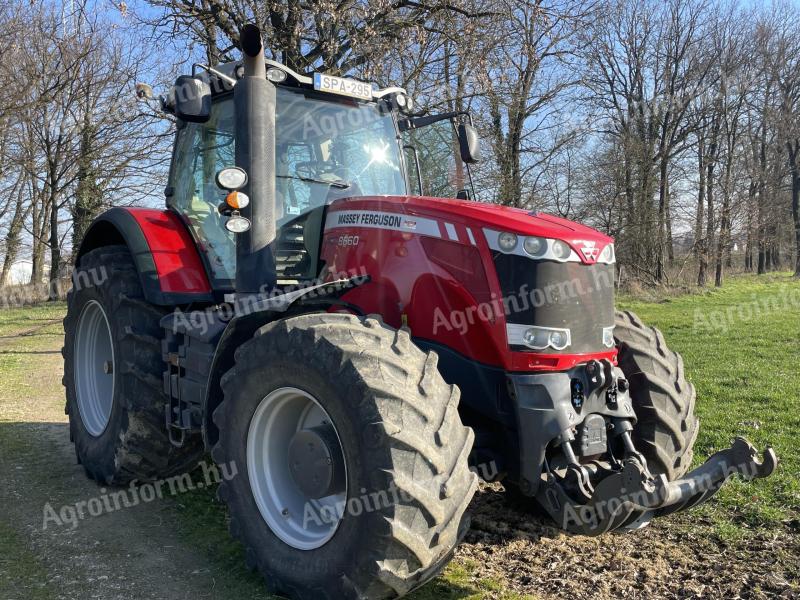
235,24,276,294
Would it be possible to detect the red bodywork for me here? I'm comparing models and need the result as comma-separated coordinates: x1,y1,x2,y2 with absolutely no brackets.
127,208,212,295
320,196,618,373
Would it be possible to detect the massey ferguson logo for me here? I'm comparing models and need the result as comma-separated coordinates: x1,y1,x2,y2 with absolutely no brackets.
576,240,599,261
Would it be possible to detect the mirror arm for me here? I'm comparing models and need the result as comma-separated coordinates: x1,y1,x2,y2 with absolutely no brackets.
192,63,238,88
399,111,472,131
465,161,477,202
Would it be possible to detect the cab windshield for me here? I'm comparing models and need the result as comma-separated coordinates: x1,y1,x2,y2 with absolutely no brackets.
168,87,407,282
275,87,407,219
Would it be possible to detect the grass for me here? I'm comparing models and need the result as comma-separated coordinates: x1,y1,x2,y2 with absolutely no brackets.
0,302,65,336
618,272,800,534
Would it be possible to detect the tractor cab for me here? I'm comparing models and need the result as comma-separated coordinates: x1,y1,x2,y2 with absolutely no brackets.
164,57,479,289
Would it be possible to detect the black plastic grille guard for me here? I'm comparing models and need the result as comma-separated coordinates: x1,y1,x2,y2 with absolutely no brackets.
537,437,778,536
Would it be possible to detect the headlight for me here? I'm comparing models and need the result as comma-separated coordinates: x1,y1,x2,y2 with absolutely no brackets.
484,229,582,263
266,67,288,83
225,212,251,233
509,324,571,351
598,243,615,264
523,236,546,257
549,329,570,350
497,232,518,252
602,326,615,348
216,166,248,190
552,240,572,260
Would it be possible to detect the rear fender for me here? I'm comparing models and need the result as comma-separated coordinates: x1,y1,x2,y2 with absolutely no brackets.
77,207,214,306
198,277,369,449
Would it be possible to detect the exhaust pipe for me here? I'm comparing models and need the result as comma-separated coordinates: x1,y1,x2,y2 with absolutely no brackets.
235,24,276,294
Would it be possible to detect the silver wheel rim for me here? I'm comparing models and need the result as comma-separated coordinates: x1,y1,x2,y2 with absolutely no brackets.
74,300,115,437
247,387,347,550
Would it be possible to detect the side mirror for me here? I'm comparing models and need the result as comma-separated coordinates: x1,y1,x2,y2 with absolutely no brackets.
172,75,211,123
457,122,481,164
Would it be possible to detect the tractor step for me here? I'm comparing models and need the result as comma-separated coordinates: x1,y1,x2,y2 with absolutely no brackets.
537,437,778,535
160,312,225,448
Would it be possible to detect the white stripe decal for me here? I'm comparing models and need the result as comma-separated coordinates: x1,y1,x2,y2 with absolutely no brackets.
445,222,458,241
467,228,476,245
325,210,441,238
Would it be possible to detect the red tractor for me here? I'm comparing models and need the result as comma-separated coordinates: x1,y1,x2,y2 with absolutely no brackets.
63,25,776,599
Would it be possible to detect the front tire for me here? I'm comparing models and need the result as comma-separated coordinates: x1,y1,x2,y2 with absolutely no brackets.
212,313,478,599
614,310,700,480
63,245,204,484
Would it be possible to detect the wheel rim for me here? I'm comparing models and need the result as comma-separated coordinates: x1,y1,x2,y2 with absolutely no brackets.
74,300,115,437
247,387,347,550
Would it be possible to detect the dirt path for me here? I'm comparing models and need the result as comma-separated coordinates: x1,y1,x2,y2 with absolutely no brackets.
1,311,797,600
0,317,270,600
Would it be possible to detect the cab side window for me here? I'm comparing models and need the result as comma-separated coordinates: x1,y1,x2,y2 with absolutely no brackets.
402,120,468,198
169,100,237,282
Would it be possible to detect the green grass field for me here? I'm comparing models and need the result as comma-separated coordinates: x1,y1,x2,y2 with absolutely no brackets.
618,272,800,536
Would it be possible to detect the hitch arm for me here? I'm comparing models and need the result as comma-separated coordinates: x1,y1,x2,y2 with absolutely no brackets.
537,437,778,536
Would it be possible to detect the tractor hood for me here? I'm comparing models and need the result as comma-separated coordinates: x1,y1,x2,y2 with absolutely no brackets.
328,195,614,265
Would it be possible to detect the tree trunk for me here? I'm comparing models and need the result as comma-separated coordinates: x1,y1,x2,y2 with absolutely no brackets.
665,176,674,263
48,192,61,300
72,121,101,261
715,149,735,287
696,139,707,286
655,155,669,282
790,142,800,277
0,191,29,285
31,193,48,285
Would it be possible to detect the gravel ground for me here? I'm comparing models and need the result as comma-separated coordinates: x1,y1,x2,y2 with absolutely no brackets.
453,483,799,599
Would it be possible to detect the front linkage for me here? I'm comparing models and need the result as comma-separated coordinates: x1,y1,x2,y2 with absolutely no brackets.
538,436,777,535
509,357,778,535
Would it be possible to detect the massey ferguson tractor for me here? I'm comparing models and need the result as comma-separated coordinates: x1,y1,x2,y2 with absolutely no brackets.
63,24,777,599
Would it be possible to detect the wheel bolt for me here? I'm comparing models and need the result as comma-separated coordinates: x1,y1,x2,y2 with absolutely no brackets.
103,361,113,374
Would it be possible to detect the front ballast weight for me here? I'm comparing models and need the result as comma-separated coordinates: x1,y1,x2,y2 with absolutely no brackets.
509,358,778,535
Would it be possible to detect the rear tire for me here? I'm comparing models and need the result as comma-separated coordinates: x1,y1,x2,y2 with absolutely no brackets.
212,313,478,599
63,245,204,484
614,310,700,480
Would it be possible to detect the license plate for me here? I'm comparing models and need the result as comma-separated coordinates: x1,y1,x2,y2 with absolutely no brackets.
313,73,373,101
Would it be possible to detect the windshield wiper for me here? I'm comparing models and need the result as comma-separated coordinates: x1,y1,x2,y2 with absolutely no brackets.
277,174,350,189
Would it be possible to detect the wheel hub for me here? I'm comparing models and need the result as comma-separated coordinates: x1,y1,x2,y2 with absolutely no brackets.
247,387,348,550
288,425,346,499
74,300,115,437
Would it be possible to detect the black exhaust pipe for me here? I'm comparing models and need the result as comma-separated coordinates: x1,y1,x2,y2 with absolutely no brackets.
235,24,276,294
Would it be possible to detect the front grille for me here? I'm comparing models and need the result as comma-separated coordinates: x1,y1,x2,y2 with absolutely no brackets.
492,253,615,354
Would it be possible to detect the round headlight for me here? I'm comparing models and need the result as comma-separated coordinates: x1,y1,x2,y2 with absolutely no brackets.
225,213,251,233
599,243,615,263
216,167,248,190
266,67,288,83
523,236,546,257
552,240,572,260
522,328,537,346
498,232,518,252
549,330,569,350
